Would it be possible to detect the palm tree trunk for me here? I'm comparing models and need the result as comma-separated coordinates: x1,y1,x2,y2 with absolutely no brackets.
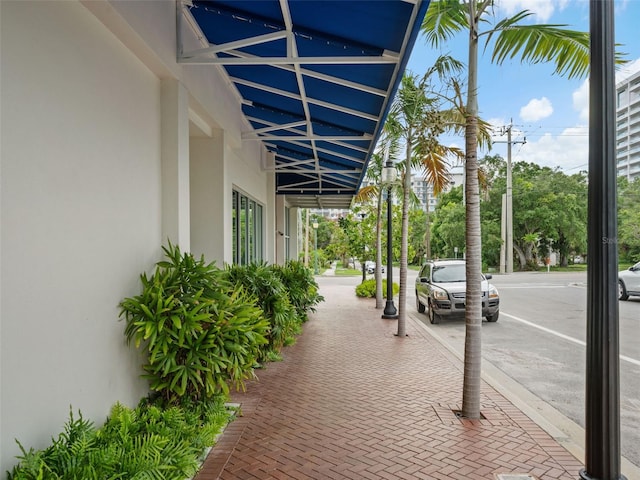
425,187,431,259
461,0,482,419
397,136,412,337
375,188,384,308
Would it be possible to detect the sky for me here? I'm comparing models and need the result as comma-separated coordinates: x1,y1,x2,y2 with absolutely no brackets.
405,0,640,176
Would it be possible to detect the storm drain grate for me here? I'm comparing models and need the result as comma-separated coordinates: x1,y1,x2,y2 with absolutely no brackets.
495,475,538,480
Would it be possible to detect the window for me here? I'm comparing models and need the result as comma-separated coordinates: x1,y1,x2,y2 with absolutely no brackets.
232,190,264,265
618,88,627,108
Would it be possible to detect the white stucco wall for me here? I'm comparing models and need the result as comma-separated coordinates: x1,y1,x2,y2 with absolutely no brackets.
0,1,161,470
1,0,278,471
190,133,226,266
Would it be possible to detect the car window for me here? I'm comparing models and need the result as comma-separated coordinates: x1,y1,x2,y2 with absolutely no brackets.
432,264,466,283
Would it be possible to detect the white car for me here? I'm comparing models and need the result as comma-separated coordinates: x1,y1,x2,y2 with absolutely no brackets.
618,261,640,300
365,261,384,274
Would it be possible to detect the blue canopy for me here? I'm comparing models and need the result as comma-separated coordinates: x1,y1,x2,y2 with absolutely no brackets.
178,0,430,208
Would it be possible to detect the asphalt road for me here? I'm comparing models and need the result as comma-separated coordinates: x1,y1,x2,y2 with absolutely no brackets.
405,269,640,474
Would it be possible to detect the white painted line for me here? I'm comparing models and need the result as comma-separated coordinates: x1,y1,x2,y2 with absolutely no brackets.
498,285,568,289
502,312,640,367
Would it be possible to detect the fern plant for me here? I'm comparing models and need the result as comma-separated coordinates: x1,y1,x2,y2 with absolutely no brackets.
9,397,232,480
119,241,269,402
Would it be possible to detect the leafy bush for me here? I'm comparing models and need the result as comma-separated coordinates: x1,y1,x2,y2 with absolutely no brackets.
225,263,300,361
8,396,232,480
272,260,324,322
119,242,269,401
355,279,399,298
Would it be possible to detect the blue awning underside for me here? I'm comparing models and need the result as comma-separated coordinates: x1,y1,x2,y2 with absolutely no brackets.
178,0,430,209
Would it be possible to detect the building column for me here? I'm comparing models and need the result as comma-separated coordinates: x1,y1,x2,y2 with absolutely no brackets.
288,207,300,262
265,151,277,264
161,78,190,250
190,131,225,266
274,193,285,264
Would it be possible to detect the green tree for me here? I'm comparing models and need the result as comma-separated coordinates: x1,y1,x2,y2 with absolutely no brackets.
618,177,640,262
432,200,466,258
323,219,350,266
355,151,397,308
422,1,590,418
481,158,587,269
384,56,463,337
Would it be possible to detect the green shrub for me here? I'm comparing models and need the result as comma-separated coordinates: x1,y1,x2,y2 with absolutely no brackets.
272,260,324,322
8,397,232,480
355,279,399,298
119,242,269,402
225,263,300,361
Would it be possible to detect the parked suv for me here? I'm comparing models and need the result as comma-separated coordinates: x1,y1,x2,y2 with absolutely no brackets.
365,261,384,274
619,261,640,300
415,259,500,324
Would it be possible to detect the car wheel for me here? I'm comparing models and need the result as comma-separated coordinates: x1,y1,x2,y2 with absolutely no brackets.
428,304,440,324
486,310,499,322
416,292,426,313
619,280,629,301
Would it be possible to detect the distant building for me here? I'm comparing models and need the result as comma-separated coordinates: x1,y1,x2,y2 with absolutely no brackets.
413,166,464,213
325,166,464,217
616,70,640,181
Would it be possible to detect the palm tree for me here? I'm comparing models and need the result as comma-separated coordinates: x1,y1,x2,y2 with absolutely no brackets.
421,0,591,419
354,152,386,308
384,55,464,337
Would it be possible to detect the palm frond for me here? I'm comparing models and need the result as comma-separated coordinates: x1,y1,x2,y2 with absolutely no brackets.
421,0,470,49
424,54,465,82
439,81,492,149
353,184,379,204
417,143,462,195
486,13,591,79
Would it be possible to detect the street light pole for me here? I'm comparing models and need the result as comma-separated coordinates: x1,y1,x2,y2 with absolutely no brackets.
313,222,319,275
358,213,366,282
381,158,397,319
581,2,625,479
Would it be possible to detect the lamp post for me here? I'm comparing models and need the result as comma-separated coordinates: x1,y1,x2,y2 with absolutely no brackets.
381,158,397,319
358,213,366,282
313,222,319,275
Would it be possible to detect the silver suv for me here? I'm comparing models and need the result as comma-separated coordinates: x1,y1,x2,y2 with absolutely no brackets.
415,259,500,324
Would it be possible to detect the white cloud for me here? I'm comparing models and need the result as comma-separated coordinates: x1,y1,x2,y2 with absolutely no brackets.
520,97,553,121
510,126,589,172
495,0,563,22
572,79,589,122
570,57,640,123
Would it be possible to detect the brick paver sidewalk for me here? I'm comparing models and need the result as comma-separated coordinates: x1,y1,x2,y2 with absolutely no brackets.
196,277,583,480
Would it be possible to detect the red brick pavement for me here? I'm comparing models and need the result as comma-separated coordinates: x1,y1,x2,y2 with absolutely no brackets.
195,277,583,480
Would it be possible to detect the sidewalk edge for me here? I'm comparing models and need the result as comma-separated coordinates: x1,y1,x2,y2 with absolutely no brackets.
408,313,640,480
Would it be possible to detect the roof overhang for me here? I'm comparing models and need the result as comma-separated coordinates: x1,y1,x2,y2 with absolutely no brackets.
178,0,430,209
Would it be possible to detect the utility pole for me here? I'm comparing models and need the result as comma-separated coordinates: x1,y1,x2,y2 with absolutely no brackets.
495,121,525,274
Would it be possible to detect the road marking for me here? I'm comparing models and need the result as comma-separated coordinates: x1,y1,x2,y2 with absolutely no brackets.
498,285,568,289
502,312,640,367
496,284,586,289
